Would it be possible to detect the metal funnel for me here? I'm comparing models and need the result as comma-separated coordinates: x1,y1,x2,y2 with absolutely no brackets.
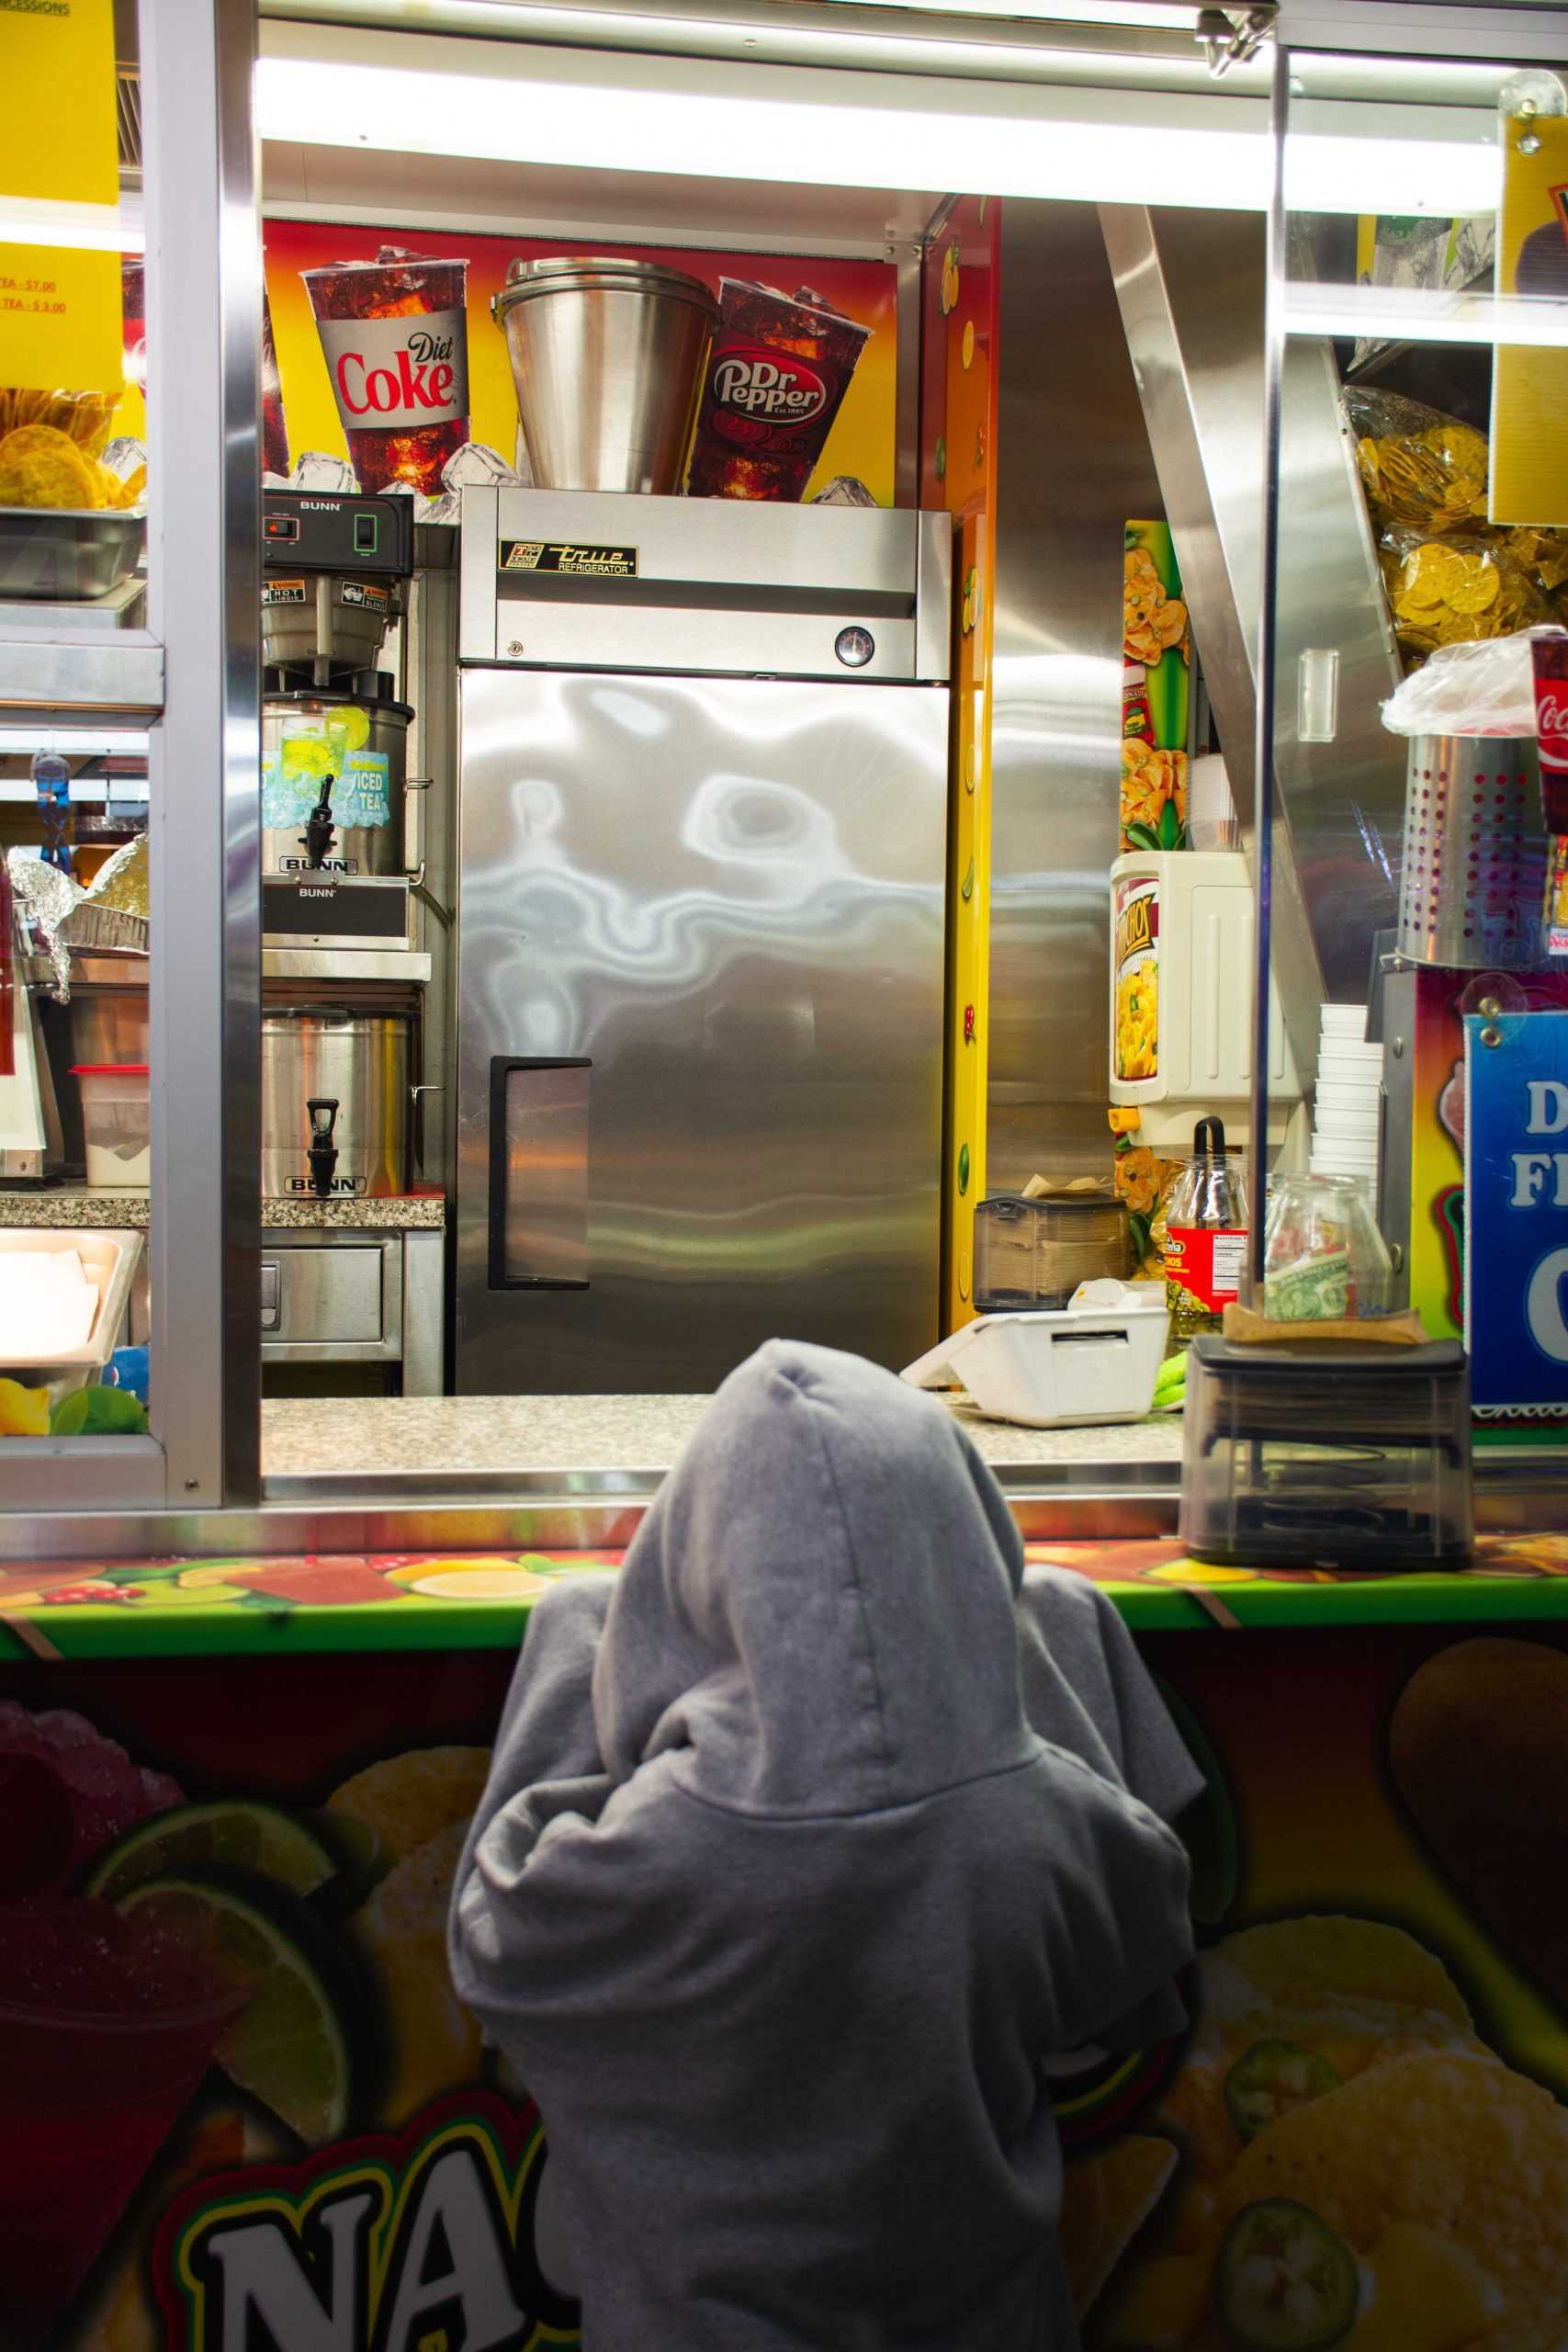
493,257,717,495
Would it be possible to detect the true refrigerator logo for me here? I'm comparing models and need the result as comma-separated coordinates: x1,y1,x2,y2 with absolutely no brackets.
154,2097,578,2352
499,539,639,578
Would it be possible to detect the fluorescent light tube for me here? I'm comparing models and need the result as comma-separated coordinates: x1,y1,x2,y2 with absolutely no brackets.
256,26,1499,217
1286,282,1568,348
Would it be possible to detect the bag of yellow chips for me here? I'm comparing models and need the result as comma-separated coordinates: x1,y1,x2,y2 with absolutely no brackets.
1346,386,1491,540
1378,527,1551,667
0,387,117,459
0,386,139,513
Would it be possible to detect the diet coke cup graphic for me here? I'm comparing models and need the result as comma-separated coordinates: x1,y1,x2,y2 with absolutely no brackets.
302,246,470,496
261,287,290,480
687,279,870,503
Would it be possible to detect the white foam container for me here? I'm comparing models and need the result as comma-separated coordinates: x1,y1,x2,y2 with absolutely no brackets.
1314,1108,1380,1138
902,1281,1170,1428
1319,1006,1369,1034
0,1228,143,1385
1315,1079,1382,1111
1306,1143,1382,1170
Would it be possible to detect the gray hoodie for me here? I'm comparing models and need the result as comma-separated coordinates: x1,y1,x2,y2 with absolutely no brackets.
449,1340,1197,2351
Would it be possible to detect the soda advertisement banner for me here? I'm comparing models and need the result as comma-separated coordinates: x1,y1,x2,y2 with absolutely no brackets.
1463,1007,1568,1419
258,221,897,510
8,1586,1568,2352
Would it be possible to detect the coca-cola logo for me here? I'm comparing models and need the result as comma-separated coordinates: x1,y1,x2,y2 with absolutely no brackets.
710,346,829,424
1538,687,1568,738
316,310,469,435
337,327,457,417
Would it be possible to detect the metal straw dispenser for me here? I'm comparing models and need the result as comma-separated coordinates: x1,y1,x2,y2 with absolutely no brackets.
1396,734,1547,970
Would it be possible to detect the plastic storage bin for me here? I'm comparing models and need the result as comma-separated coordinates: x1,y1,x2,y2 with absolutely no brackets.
72,1062,150,1189
974,1193,1130,1314
0,1227,145,1418
1179,1336,1472,1570
903,1283,1169,1428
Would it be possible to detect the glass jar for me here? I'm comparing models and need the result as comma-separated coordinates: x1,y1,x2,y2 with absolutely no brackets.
1263,1174,1394,1322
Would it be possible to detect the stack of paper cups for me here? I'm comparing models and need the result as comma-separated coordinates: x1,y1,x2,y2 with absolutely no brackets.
1310,1005,1382,1206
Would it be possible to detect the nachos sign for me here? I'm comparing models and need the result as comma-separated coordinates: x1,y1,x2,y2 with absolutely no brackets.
154,2098,580,2352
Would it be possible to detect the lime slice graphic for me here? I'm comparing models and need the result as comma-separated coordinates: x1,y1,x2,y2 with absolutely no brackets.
328,703,372,753
87,1801,337,1904
280,738,333,780
120,1865,359,2142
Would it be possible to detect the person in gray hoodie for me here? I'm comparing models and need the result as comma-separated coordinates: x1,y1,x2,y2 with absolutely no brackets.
449,1339,1199,2351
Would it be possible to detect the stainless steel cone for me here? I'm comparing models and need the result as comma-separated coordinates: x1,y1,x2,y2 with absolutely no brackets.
493,257,717,495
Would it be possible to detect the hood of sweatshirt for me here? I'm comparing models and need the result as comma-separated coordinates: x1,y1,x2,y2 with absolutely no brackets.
592,1339,1038,1819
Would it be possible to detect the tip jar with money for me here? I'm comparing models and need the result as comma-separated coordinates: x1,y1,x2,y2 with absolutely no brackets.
1263,1175,1394,1322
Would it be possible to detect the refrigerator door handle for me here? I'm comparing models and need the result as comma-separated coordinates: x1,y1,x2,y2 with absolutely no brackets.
488,1056,592,1292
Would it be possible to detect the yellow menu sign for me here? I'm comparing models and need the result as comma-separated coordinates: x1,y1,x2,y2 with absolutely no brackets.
0,0,122,393
1493,113,1568,527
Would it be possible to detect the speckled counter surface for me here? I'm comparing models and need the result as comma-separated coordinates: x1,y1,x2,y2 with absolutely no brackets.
261,1393,1185,1484
259,1195,446,1230
0,1189,151,1228
0,1190,445,1230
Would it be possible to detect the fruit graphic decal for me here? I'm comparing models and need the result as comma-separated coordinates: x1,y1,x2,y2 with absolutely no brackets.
0,1700,529,2351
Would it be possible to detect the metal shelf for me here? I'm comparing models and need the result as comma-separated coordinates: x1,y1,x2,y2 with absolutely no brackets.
0,633,164,716
263,945,432,983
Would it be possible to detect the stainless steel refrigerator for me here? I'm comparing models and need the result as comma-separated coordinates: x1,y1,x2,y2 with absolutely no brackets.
454,488,952,1395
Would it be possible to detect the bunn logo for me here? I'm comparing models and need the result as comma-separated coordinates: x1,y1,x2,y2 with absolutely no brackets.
711,349,828,423
155,2095,579,2352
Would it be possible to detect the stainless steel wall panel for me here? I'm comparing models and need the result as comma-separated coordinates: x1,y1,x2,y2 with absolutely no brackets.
987,200,1164,1191
455,667,947,1391
1102,206,1403,1047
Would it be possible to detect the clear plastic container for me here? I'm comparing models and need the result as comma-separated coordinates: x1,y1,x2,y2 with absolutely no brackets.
1263,1175,1394,1320
1179,1336,1472,1570
973,1192,1130,1313
72,1063,150,1190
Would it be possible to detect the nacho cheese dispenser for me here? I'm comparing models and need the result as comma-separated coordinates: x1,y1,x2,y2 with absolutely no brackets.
1109,849,1302,1150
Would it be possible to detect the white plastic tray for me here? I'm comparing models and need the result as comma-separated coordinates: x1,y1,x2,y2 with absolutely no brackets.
0,1227,143,1371
902,1281,1170,1428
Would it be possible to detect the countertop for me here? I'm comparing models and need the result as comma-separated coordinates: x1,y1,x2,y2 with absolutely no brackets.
0,1189,446,1230
1,1524,1564,1665
258,1394,1188,1484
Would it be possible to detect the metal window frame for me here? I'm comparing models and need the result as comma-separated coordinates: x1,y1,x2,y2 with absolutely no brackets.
0,0,261,1511
1249,4,1568,1275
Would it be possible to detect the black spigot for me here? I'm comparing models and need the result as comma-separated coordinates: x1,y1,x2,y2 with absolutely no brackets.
306,1097,340,1198
301,775,337,870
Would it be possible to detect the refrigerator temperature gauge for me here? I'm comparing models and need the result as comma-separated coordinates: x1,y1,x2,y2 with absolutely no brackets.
834,627,875,669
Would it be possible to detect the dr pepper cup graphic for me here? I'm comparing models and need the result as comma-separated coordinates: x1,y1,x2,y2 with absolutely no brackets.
302,246,471,495
688,279,870,503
